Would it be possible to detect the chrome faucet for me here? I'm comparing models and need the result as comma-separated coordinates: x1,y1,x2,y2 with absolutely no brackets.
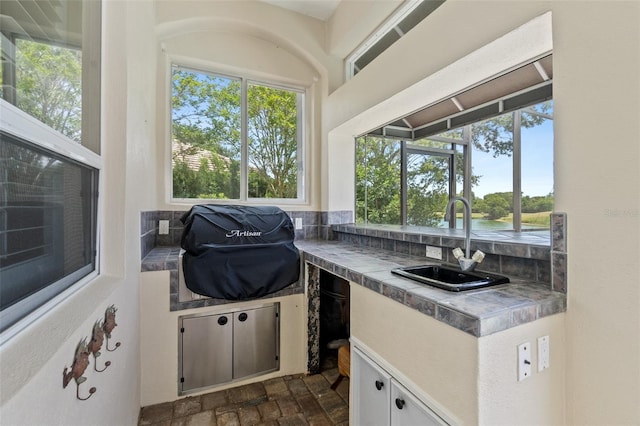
444,196,484,271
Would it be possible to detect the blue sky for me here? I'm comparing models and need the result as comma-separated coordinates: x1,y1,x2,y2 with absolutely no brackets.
472,117,553,198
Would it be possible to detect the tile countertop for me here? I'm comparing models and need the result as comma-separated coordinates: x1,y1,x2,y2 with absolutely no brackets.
295,240,566,337
141,240,566,337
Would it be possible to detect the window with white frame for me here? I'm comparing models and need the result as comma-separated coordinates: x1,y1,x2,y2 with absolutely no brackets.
346,0,445,79
0,0,101,334
171,66,305,202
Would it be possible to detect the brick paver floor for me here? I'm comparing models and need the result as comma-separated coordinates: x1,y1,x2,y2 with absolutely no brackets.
138,367,349,426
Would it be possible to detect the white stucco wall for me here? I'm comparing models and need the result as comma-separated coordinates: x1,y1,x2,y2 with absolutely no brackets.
477,315,566,425
551,2,640,424
324,0,553,133
326,0,401,60
0,1,157,425
327,1,640,424
350,283,566,425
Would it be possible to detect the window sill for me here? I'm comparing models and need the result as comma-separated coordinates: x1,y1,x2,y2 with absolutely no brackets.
331,223,557,284
332,223,550,260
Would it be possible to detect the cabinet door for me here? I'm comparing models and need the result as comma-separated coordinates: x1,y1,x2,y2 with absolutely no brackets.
390,379,446,426
233,305,279,379
181,313,233,392
352,347,392,426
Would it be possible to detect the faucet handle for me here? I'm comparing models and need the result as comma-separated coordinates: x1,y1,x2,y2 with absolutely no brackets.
471,250,485,263
452,247,464,259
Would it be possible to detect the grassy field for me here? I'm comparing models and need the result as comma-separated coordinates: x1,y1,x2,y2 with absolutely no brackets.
448,212,485,219
503,211,551,227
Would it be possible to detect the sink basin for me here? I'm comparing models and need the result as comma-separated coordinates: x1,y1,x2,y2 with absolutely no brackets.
391,265,509,292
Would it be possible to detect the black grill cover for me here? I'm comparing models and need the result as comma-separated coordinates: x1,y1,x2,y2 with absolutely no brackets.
180,205,300,299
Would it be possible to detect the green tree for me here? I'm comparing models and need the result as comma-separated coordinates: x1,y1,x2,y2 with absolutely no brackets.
173,161,196,198
247,84,298,198
12,39,83,142
171,69,241,198
406,153,450,226
483,193,511,219
170,69,299,199
172,70,241,154
522,193,554,213
355,137,401,224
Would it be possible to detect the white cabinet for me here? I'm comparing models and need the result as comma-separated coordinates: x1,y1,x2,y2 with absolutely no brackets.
178,303,279,394
352,346,392,425
390,379,444,426
352,347,448,426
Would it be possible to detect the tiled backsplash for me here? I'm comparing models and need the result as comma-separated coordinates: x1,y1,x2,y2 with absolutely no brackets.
140,210,185,257
331,213,568,293
141,210,567,293
140,209,353,259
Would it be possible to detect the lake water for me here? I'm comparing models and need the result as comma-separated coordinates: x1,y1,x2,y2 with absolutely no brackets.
437,218,547,231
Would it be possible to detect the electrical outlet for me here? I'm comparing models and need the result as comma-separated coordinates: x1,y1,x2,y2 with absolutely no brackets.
538,335,550,371
159,220,169,235
518,342,532,381
295,218,303,230
425,246,442,260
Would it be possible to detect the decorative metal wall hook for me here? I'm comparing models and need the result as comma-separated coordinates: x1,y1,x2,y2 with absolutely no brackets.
103,305,121,352
88,319,111,372
62,338,97,401
78,385,97,401
106,340,121,352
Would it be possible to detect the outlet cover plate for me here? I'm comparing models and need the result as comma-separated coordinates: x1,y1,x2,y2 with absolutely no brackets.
159,220,169,235
518,342,532,381
538,335,550,371
426,246,443,260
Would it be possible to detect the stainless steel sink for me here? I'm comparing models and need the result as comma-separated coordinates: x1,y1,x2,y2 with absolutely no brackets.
391,264,509,292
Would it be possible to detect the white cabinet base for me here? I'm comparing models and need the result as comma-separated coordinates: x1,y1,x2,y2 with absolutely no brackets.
390,379,444,425
352,346,391,425
352,345,449,425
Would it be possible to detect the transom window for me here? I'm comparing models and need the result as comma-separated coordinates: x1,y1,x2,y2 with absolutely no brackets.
170,66,305,202
346,0,445,79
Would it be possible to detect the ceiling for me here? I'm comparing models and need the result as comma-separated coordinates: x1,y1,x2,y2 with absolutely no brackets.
0,0,342,43
367,54,553,140
260,0,341,21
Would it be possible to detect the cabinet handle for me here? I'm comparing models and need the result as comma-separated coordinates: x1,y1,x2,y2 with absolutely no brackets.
217,316,228,326
375,380,384,391
238,313,248,322
395,398,405,410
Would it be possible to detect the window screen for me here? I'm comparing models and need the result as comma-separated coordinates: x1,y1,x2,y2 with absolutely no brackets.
0,132,98,331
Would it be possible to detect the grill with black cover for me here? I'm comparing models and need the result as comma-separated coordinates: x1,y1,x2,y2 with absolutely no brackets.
180,204,300,300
